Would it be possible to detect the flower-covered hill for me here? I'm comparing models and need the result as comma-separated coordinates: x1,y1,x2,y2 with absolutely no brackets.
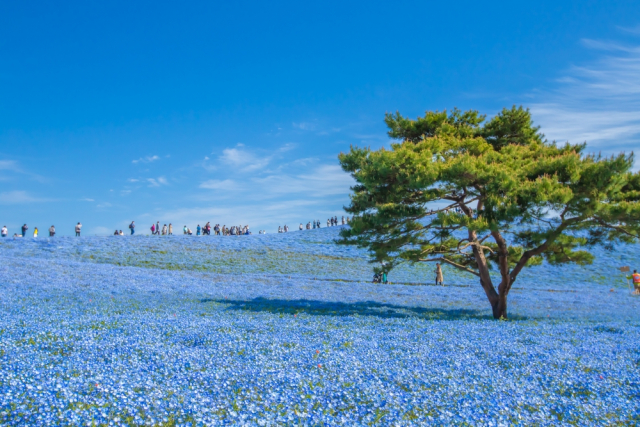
0,226,639,425
1,225,639,291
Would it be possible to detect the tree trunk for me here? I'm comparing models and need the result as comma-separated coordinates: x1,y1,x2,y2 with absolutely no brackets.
491,294,507,319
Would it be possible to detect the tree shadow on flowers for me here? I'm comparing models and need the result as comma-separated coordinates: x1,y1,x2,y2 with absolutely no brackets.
201,297,526,321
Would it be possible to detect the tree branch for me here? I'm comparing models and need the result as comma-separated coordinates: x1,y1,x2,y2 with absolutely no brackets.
419,257,481,277
593,217,638,239
509,216,583,281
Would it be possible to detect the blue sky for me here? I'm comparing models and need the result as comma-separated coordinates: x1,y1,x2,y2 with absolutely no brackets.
1,1,639,235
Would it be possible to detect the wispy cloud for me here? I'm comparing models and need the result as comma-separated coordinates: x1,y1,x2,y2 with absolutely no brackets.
292,121,316,131
199,179,238,190
0,159,49,183
529,38,640,162
81,198,95,202
220,146,271,172
0,191,53,205
0,160,20,171
147,176,168,187
132,155,160,164
253,164,354,198
618,24,640,35
279,143,296,152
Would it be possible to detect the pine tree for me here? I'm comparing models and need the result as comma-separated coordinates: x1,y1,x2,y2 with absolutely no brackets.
338,106,640,319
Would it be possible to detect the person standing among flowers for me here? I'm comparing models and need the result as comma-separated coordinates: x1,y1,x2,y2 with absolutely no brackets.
22,224,28,237
156,221,160,235
1,225,7,238
49,225,55,237
435,263,444,286
33,227,38,238
129,221,135,235
151,223,156,235
75,222,82,237
632,270,640,295
168,223,173,235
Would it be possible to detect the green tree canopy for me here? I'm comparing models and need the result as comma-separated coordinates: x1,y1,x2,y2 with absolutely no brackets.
339,106,640,319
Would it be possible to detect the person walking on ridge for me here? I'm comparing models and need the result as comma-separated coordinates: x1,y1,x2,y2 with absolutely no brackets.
168,223,173,235
435,263,444,286
75,222,82,237
129,221,135,235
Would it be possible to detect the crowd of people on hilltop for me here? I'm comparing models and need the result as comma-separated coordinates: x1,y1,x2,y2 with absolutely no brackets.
1,223,82,239
1,215,351,238
133,221,253,236
281,216,350,233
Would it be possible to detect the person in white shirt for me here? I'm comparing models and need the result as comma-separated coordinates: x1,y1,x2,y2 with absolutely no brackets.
75,222,82,237
1,226,7,237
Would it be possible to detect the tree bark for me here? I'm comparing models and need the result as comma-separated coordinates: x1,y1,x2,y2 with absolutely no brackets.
491,294,508,319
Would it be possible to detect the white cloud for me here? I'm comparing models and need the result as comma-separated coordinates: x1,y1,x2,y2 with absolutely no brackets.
528,39,640,162
147,177,168,187
279,143,296,152
128,178,139,183
292,121,316,131
199,179,237,190
220,147,271,172
253,164,354,197
0,191,51,204
132,155,160,164
0,159,49,183
618,24,640,35
96,202,112,208
0,160,20,171
81,198,95,202
290,157,318,166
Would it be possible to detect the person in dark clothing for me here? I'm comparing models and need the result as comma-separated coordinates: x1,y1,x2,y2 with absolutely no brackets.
129,221,135,235
21,224,28,237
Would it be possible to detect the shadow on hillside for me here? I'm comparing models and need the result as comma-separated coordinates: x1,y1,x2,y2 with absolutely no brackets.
201,297,527,321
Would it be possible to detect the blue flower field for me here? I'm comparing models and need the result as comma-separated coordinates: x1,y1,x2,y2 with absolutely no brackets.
1,226,639,425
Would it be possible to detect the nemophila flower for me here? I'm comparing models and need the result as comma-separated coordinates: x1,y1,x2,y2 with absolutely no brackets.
0,228,639,425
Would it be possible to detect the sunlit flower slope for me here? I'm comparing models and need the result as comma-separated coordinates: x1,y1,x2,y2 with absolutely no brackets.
1,226,639,425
